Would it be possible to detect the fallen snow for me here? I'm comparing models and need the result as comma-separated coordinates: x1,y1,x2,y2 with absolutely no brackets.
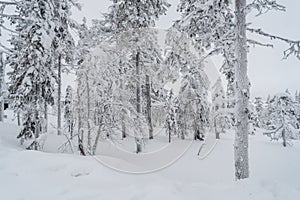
0,122,300,200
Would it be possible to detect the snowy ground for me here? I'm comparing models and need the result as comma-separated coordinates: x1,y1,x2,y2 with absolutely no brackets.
1,121,300,200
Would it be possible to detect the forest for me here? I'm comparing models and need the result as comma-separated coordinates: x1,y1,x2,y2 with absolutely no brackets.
0,1,299,200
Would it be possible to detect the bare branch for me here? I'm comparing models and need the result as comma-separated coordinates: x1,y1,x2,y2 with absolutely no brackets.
0,1,17,5
247,27,300,59
246,0,286,16
0,42,11,53
0,13,20,20
247,39,273,48
0,24,17,33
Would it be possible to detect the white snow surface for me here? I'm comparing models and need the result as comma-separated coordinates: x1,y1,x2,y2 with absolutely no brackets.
0,122,300,200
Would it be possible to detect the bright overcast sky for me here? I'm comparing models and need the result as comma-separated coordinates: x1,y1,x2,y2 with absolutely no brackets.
1,0,298,99
73,0,300,99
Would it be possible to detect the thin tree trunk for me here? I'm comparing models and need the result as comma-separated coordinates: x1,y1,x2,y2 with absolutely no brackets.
146,75,153,139
120,79,126,139
86,73,91,152
122,118,126,139
44,100,48,133
57,54,62,135
136,51,142,153
92,119,102,155
77,79,85,156
234,0,250,180
34,81,40,150
136,52,141,115
282,127,287,147
214,114,220,139
0,52,4,122
168,122,171,143
17,112,21,126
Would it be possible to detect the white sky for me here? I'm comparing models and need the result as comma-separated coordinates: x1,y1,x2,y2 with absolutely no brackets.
72,0,300,99
1,0,299,99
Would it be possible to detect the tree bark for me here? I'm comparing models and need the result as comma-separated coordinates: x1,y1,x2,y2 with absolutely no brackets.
57,54,62,135
146,75,153,139
234,0,250,180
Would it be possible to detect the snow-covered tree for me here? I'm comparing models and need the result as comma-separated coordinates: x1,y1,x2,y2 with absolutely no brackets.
251,97,266,128
165,89,179,142
101,0,170,152
263,92,300,147
7,0,56,149
52,0,79,136
176,0,300,180
64,85,74,138
165,27,210,141
211,77,227,139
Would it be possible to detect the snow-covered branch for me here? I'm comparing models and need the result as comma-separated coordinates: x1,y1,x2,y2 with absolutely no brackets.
247,39,273,48
247,27,300,59
246,0,285,16
0,1,17,5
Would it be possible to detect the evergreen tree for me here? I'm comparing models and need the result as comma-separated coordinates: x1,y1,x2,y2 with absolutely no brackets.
7,0,56,149
102,0,170,152
264,91,300,146
176,0,300,180
52,0,79,135
211,77,227,139
253,97,264,128
64,85,74,138
165,89,179,143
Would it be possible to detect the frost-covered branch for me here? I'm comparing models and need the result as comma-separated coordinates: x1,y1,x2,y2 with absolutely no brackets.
247,39,273,48
0,1,17,5
247,27,300,59
0,42,11,53
0,24,17,33
246,0,285,16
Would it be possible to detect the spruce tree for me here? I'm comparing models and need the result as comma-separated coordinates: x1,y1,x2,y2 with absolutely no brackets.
7,0,56,149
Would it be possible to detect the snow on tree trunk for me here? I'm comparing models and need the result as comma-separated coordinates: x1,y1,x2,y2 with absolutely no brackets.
17,112,21,126
282,127,287,147
57,54,62,135
234,0,250,180
136,51,142,153
122,118,126,139
146,74,153,139
92,120,102,155
0,52,3,122
34,81,40,150
44,100,48,133
214,115,220,139
76,81,85,156
86,72,91,152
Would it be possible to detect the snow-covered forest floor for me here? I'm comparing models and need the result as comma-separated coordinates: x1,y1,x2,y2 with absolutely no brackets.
1,120,300,200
